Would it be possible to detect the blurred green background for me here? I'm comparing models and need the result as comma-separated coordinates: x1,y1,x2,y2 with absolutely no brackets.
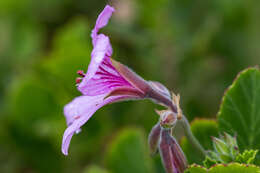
0,0,259,172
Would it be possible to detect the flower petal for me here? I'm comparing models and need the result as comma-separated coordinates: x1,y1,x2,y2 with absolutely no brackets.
77,5,132,95
78,56,133,95
104,86,145,99
62,94,138,155
79,5,115,86
91,5,115,45
111,58,150,92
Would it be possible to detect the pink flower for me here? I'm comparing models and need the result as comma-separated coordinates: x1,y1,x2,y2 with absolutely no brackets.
62,5,175,155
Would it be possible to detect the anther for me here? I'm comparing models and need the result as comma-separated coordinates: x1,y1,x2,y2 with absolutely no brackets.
77,70,85,77
76,77,82,84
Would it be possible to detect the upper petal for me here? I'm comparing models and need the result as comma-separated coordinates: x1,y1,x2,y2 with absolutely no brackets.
91,5,115,46
77,5,125,95
62,94,137,155
81,34,112,82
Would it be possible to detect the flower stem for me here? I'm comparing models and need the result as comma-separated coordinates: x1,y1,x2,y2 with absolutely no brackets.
179,116,207,157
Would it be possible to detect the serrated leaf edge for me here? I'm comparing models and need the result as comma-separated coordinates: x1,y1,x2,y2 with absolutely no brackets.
186,163,260,172
217,67,260,120
208,162,260,172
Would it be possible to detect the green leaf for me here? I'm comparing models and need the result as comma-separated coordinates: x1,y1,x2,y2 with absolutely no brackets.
209,163,260,173
185,163,260,173
105,128,155,173
235,150,258,164
184,164,207,173
217,68,260,161
83,165,109,173
181,119,219,164
203,156,218,169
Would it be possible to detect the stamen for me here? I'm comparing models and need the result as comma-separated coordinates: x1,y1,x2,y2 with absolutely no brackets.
77,70,85,77
76,77,82,84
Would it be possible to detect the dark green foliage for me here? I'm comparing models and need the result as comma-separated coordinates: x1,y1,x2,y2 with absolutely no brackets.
105,128,155,173
83,165,109,173
42,18,92,94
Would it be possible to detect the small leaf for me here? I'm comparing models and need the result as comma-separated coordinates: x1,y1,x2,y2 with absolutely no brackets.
235,150,258,164
217,67,260,162
203,156,218,169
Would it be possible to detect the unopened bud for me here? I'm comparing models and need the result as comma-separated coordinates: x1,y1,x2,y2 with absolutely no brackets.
159,128,188,173
212,137,229,155
148,123,161,155
210,133,239,162
223,132,239,157
224,132,238,148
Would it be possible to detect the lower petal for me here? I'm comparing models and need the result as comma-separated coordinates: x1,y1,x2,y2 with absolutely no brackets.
62,94,139,155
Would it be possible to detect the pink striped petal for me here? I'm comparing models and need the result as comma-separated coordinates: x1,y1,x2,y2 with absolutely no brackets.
78,56,133,95
62,94,138,155
91,5,115,46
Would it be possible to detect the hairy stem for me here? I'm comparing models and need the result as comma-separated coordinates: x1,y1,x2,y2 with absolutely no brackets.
179,116,207,157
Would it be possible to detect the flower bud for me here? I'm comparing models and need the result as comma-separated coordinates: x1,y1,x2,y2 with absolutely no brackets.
159,128,187,173
212,137,229,155
223,132,239,157
148,123,161,155
210,133,239,162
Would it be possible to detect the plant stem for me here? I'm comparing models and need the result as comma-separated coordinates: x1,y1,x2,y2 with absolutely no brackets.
179,116,207,157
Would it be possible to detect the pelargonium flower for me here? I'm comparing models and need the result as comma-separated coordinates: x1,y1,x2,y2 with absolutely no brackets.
62,5,175,155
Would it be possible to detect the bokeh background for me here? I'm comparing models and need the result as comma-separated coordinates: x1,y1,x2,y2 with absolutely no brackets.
0,0,259,172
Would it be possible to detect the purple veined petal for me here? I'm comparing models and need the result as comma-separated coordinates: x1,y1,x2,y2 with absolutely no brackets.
78,5,151,98
91,5,115,45
78,55,134,96
111,58,151,92
104,86,146,99
80,34,112,84
78,5,116,94
62,94,140,155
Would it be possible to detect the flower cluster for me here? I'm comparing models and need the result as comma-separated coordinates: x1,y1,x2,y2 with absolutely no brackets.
62,5,175,156
148,94,187,173
61,4,189,173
